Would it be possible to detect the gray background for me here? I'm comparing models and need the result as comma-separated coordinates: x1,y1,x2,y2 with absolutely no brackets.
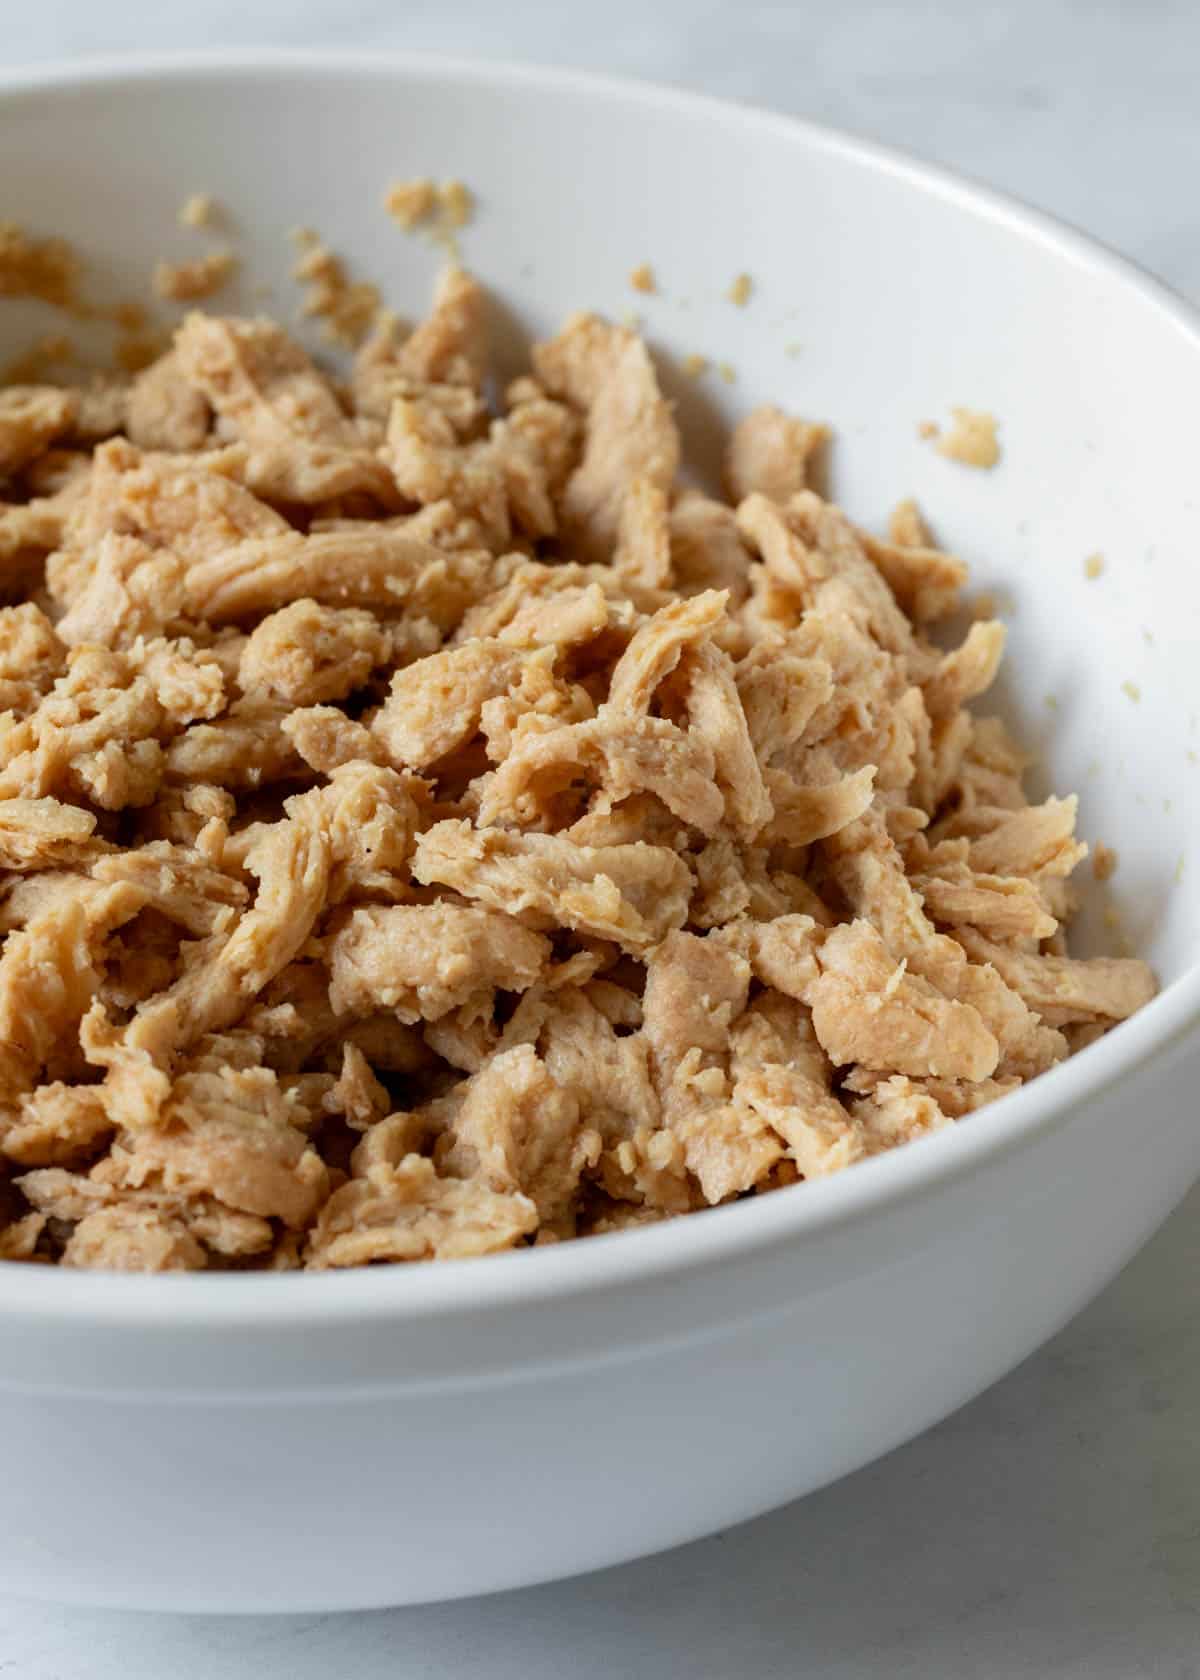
2,2,1199,1674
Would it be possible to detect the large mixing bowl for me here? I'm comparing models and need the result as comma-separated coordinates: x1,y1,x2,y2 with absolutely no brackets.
1,51,1197,1613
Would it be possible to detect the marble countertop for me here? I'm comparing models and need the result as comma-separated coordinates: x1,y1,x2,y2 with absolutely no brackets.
2,2,1199,1674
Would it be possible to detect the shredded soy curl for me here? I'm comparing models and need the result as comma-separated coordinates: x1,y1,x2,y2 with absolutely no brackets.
0,241,1155,1271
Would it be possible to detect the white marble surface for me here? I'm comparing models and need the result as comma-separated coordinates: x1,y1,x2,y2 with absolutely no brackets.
2,2,1200,1673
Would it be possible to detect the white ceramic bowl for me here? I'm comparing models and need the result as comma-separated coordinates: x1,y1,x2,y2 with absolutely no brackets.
2,51,1199,1615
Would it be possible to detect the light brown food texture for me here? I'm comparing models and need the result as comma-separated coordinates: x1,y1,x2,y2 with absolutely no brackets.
932,407,1001,469
178,194,220,231
291,231,384,348
153,251,238,304
383,178,475,255
0,248,1154,1272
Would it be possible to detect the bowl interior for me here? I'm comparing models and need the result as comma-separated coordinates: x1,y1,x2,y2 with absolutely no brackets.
1,55,1196,986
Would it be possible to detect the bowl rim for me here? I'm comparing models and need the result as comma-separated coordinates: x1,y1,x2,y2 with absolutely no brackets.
0,45,1197,1330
